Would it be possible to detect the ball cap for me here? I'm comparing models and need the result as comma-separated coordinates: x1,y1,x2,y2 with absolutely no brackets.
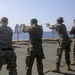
57,17,64,22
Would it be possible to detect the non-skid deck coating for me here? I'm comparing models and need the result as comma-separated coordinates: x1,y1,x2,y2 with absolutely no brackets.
0,41,75,75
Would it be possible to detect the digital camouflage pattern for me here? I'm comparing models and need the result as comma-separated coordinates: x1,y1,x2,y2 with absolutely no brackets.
70,26,75,34
0,50,17,75
0,25,13,48
0,24,17,75
47,24,70,41
23,24,44,75
22,24,43,45
47,24,71,70
70,26,75,61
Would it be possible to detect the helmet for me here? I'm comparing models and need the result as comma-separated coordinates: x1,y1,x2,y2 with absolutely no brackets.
57,17,64,22
1,17,8,23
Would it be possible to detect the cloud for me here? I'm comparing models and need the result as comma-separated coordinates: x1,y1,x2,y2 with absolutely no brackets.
0,4,6,11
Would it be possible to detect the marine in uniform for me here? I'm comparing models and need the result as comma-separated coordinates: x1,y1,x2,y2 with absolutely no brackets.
70,19,75,65
0,17,17,75
21,19,45,75
46,17,71,73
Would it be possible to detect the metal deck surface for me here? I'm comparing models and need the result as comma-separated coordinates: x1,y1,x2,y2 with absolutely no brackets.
0,42,75,75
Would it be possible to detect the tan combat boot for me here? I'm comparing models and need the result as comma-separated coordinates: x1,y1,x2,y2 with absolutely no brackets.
50,67,60,73
65,64,71,71
71,61,75,65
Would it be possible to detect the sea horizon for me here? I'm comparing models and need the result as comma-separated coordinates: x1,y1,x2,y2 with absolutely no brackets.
13,31,74,41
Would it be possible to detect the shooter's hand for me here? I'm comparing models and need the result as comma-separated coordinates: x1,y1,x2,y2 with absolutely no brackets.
20,24,26,32
67,31,70,34
45,23,50,27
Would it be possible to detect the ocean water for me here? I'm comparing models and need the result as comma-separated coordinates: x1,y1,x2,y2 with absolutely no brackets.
12,32,74,41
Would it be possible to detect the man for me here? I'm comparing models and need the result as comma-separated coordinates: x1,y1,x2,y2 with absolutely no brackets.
0,17,17,75
70,19,75,65
46,17,71,73
21,19,45,75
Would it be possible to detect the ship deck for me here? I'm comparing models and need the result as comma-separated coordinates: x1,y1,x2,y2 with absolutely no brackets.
0,41,75,75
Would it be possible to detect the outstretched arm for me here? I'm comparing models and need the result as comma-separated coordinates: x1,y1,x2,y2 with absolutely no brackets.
21,24,30,32
70,27,75,34
45,23,57,29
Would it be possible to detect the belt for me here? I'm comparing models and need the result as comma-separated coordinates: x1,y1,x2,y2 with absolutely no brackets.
1,48,14,51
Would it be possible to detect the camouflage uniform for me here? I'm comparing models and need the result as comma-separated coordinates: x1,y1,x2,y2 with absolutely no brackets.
23,24,44,75
0,24,17,75
70,26,75,64
47,19,71,72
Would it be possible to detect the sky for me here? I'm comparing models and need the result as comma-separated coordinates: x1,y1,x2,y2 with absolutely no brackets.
0,0,75,31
